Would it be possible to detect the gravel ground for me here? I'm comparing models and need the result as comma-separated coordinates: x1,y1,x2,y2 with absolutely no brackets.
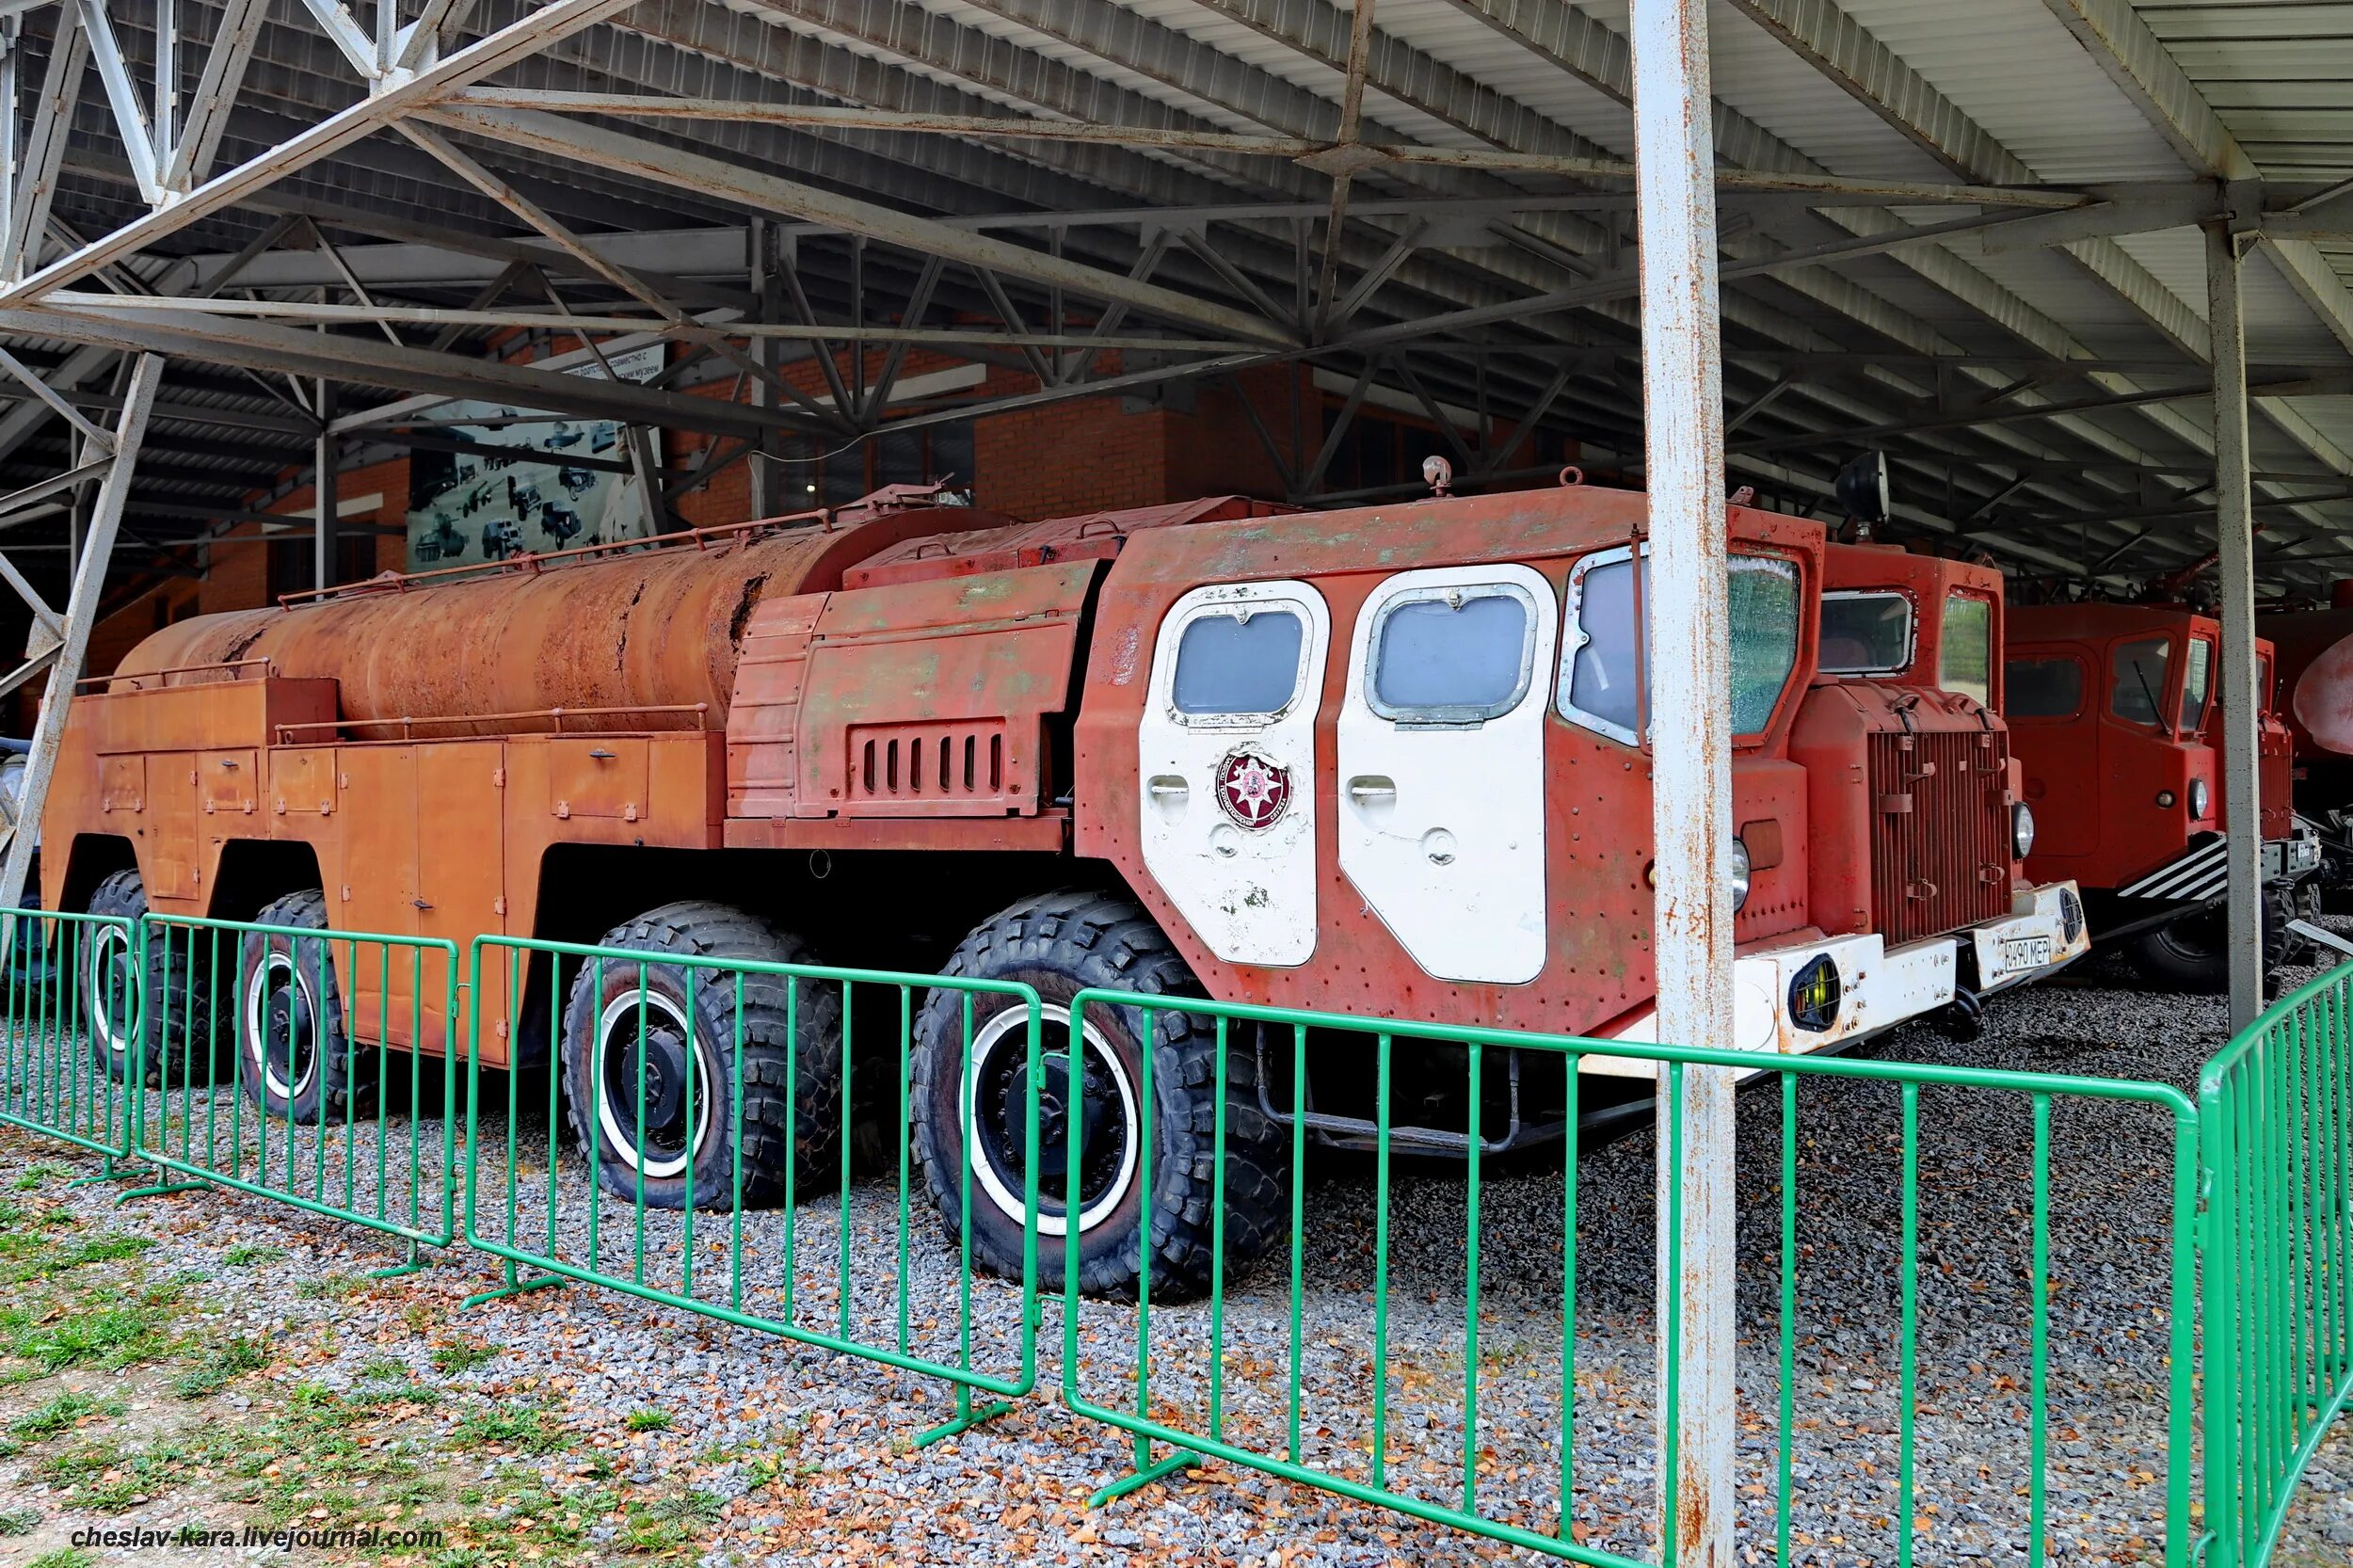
0,934,2348,1567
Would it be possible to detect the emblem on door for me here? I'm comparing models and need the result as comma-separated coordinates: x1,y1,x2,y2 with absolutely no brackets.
1214,748,1292,830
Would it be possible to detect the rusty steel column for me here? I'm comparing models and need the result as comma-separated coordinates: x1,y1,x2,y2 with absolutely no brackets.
1629,1,1737,1564
2206,217,2265,1027
312,376,337,590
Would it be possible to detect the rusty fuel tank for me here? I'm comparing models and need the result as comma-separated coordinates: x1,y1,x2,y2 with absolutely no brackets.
114,503,1009,732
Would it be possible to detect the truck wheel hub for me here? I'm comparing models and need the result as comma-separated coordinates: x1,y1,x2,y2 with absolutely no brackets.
963,1004,1138,1240
592,992,710,1178
247,953,318,1098
610,1024,691,1135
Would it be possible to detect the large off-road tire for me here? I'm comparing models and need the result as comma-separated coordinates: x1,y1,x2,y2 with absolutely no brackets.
561,902,841,1210
82,869,226,1086
2125,886,2292,994
909,888,1283,1303
235,890,371,1123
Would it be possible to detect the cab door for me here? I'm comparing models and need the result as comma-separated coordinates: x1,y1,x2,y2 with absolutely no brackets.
1337,565,1558,984
1138,581,1331,967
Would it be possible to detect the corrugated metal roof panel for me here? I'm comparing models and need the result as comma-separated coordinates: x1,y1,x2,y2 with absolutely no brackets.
1831,0,2197,181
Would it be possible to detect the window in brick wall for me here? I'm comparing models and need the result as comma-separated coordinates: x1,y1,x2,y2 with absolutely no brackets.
1320,399,1572,496
781,419,975,506
267,528,378,600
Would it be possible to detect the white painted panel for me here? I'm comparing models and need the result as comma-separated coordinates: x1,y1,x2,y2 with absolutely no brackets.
1138,580,1331,968
1337,564,1557,985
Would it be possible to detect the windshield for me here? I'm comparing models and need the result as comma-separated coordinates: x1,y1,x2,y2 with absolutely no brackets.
2110,636,2174,728
1560,551,1803,741
1818,592,1912,674
1940,593,1993,709
2181,637,2213,732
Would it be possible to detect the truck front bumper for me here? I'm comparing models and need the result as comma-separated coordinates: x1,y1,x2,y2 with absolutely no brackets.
1968,881,2092,996
2118,827,2322,903
1594,883,2088,1077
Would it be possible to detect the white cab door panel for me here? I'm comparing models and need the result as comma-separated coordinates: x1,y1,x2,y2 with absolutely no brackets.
1337,565,1557,984
1138,581,1331,967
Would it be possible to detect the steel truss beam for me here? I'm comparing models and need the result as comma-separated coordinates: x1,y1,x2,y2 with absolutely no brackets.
0,351,161,920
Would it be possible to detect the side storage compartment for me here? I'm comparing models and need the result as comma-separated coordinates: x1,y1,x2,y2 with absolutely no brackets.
727,560,1101,820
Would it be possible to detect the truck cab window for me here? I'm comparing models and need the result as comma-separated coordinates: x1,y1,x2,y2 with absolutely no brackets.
1940,593,1993,708
1171,608,1306,718
2005,656,2084,718
1818,591,1912,675
1368,585,1536,723
1729,557,1801,732
2181,637,2213,732
1558,550,1801,743
2110,636,2173,728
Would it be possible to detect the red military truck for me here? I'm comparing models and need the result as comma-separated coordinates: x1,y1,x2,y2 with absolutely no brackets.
2002,603,2319,989
41,479,2088,1297
1817,543,2084,1026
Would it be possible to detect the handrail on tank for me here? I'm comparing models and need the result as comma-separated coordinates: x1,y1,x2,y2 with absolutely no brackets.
270,701,712,744
73,655,273,693
268,481,969,610
271,509,842,609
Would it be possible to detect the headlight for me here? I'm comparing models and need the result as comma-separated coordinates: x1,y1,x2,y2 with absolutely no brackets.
1730,836,1752,912
2011,801,2035,859
2190,778,2211,819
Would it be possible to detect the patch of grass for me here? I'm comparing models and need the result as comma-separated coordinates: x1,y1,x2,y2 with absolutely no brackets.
220,1243,287,1267
449,1404,566,1455
9,1163,63,1192
9,1391,118,1442
429,1338,500,1376
357,1355,408,1381
168,1335,267,1400
6,1302,171,1374
294,1272,369,1302
624,1407,672,1432
617,1489,725,1554
0,1231,156,1286
25,1547,90,1568
0,1506,40,1536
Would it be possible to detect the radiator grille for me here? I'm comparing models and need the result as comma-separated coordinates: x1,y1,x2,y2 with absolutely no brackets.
1867,729,2012,946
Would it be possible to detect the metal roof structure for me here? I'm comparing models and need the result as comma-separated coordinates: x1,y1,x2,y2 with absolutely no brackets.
0,0,2342,621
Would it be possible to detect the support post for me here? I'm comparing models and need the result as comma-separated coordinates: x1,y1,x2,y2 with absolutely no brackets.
749,221,782,519
1629,3,1737,1566
2206,218,2265,1027
0,354,165,918
312,378,338,590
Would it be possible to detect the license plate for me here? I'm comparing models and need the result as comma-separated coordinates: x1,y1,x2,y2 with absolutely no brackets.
1998,935,2053,975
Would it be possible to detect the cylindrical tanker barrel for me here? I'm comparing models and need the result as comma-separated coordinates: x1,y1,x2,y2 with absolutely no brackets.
110,505,1004,733
2257,606,2353,760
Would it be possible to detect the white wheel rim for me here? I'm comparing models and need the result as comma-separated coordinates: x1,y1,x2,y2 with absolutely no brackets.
592,989,712,1181
962,1001,1141,1239
243,951,320,1100
83,927,132,1057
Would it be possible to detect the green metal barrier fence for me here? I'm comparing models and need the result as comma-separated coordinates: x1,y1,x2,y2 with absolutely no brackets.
17,906,2353,1562
0,908,139,1170
462,935,1043,1446
136,914,460,1273
2201,962,2353,1568
1060,989,2202,1568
